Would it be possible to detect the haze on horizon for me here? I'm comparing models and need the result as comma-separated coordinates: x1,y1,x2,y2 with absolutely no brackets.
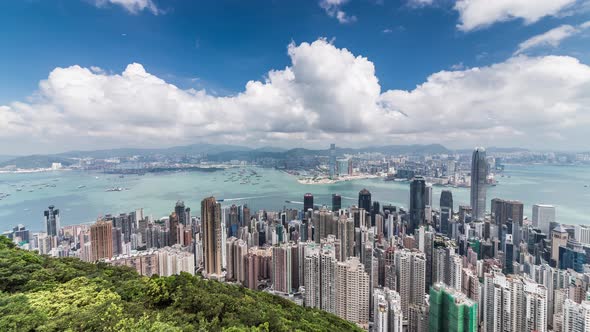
1,0,590,155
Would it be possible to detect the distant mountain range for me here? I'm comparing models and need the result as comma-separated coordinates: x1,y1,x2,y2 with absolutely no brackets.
1,143,450,168
456,147,530,154
0,155,16,163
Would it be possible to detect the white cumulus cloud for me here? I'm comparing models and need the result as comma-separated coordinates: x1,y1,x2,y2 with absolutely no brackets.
93,0,161,15
515,21,590,54
454,0,578,31
407,0,434,8
1,39,590,153
319,0,357,23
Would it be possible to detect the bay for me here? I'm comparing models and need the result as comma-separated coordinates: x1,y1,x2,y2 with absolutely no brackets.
0,164,588,232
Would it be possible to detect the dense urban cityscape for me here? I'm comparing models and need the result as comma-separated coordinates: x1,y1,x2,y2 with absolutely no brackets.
4,147,590,331
2,0,590,331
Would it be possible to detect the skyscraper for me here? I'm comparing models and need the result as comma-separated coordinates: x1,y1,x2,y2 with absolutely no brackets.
90,220,113,261
358,188,372,213
169,212,179,246
551,225,569,268
562,299,590,332
303,193,314,213
470,147,487,220
575,225,590,245
533,204,556,235
428,283,478,332
329,143,336,179
272,243,296,294
491,198,524,226
483,272,547,332
440,190,453,236
424,184,433,207
174,200,187,225
409,177,426,235
202,196,223,280
335,257,370,328
396,249,426,317
44,205,60,237
304,243,336,314
332,194,342,212
337,215,355,261
374,288,403,332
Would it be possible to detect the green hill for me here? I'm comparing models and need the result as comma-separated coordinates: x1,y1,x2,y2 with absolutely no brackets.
0,236,360,332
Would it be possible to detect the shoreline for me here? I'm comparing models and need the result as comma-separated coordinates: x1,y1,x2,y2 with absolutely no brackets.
295,174,385,185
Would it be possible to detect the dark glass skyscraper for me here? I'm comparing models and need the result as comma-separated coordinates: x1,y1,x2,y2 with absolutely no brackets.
358,188,372,212
440,190,453,236
44,205,60,237
409,176,426,234
470,147,488,220
332,194,342,212
371,201,380,227
175,200,188,225
303,193,314,212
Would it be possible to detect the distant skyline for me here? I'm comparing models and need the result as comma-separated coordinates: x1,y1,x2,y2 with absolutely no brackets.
1,0,590,154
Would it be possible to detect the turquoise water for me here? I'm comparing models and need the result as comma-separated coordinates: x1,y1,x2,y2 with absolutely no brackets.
0,164,589,232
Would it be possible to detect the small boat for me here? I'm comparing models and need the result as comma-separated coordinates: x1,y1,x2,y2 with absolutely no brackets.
77,185,86,189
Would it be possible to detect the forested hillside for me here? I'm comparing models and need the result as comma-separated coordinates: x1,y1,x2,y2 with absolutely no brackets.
0,236,360,332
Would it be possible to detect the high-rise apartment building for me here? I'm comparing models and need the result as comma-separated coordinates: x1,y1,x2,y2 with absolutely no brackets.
202,196,223,280
395,249,426,317
90,220,113,261
470,147,487,220
272,243,296,294
335,257,370,328
337,215,355,261
429,283,478,332
483,272,548,332
304,242,337,314
169,212,180,246
562,299,590,332
374,287,404,332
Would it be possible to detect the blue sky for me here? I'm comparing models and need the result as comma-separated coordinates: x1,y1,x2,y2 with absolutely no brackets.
1,0,590,153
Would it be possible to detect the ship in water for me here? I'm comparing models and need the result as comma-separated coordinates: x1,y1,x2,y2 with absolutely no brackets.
106,187,126,192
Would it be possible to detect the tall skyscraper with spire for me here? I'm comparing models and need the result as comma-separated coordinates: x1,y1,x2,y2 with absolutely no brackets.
202,196,223,280
329,143,336,179
470,147,488,220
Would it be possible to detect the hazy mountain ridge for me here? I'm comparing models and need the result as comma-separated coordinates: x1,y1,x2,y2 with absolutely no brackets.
1,143,449,168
